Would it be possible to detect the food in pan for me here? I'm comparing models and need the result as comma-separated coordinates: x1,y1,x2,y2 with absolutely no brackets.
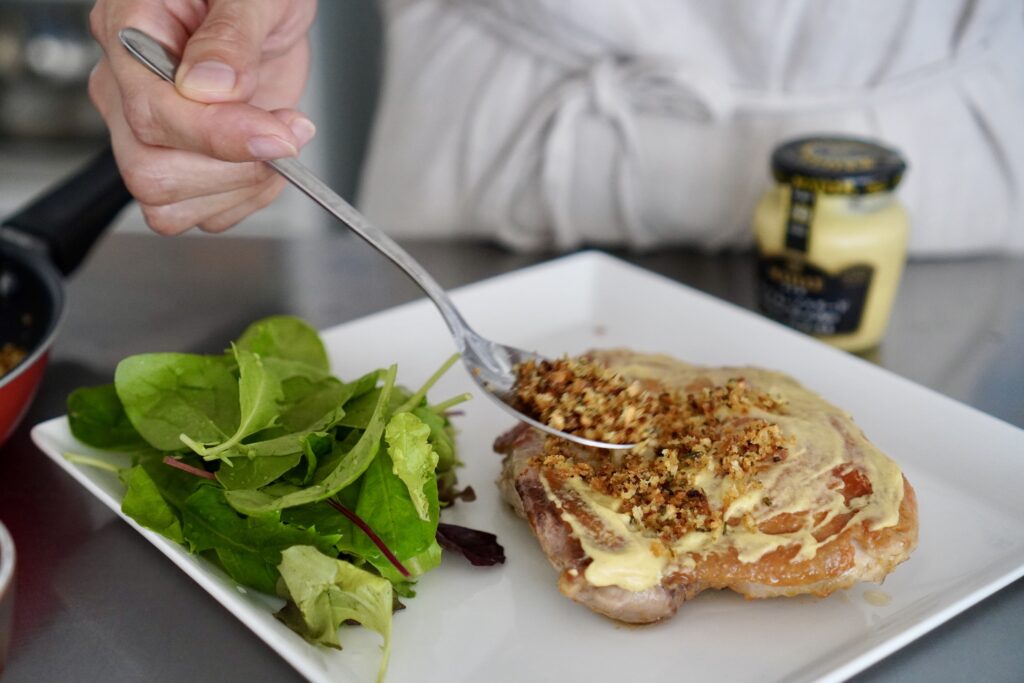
498,350,918,624
0,342,26,378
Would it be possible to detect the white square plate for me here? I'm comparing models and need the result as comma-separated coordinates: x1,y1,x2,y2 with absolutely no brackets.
32,251,1024,683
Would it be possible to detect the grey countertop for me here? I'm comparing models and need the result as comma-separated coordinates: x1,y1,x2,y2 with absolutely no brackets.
1,231,1022,682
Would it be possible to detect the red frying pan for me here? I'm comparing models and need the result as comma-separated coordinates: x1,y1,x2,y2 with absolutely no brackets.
0,146,131,446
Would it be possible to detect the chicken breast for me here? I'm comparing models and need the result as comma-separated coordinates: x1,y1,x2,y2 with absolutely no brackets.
495,350,918,624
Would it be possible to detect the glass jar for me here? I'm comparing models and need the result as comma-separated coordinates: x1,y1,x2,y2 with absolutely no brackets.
753,136,909,352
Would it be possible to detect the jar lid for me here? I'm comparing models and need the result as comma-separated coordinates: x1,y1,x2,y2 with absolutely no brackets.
771,136,907,195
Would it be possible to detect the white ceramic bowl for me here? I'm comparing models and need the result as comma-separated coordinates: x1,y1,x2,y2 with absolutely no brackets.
0,519,14,673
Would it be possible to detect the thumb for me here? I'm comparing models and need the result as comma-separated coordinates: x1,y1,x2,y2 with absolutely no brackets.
176,0,273,103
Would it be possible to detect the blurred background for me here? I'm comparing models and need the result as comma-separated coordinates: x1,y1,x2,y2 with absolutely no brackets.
0,0,382,237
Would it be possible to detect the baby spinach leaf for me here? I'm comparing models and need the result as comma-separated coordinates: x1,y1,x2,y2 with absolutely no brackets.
236,315,329,373
275,546,392,681
232,346,282,436
338,384,410,430
215,548,280,595
180,486,336,593
278,376,349,433
120,464,184,543
384,412,438,521
401,540,442,578
297,432,332,485
224,366,397,515
259,354,330,384
216,453,303,490
118,452,216,543
235,347,286,435
115,353,239,451
335,390,378,430
281,501,351,541
135,454,210,510
352,446,439,580
217,378,349,461
281,479,365,559
311,430,361,483
341,369,382,403
67,383,148,451
186,346,287,460
266,370,374,444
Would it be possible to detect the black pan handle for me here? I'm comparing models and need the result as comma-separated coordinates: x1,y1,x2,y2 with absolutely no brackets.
2,143,133,276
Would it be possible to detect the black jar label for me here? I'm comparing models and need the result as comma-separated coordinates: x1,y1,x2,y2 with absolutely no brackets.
784,187,816,252
757,257,873,335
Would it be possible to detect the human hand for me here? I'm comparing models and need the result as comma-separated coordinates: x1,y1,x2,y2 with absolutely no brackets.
89,0,318,234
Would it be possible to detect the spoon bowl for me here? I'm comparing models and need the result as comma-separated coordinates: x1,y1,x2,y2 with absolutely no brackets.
119,28,636,451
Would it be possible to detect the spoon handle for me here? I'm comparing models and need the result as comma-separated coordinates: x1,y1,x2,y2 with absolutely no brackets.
118,27,472,346
268,156,471,342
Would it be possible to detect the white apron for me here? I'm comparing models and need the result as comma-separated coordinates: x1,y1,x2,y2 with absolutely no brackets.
358,0,1024,256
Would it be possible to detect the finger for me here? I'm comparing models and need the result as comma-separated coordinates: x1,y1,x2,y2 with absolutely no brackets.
121,148,277,207
92,1,312,161
89,0,196,62
91,60,283,204
95,12,308,161
88,57,114,120
141,174,287,236
198,176,289,233
249,37,311,111
269,108,316,151
176,0,281,103
121,70,309,161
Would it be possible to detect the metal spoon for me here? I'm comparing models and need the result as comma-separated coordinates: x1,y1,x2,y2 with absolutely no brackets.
118,27,635,450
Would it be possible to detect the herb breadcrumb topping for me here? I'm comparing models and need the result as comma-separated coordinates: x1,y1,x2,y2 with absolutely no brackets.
515,356,792,542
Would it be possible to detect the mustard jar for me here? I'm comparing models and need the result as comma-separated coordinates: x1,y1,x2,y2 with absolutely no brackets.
753,136,909,352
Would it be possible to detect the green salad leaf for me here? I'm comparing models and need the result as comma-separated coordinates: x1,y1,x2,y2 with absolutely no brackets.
120,463,184,543
352,447,442,581
68,384,148,451
215,452,303,490
180,485,337,594
223,364,396,515
412,406,457,474
235,315,329,374
65,315,499,680
114,353,239,451
182,346,308,461
384,412,438,522
276,546,392,682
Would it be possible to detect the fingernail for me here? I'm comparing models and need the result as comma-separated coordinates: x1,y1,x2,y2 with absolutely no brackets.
289,117,316,147
247,135,297,159
182,60,236,94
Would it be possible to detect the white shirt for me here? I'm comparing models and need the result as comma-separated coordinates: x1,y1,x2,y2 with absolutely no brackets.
359,0,1024,256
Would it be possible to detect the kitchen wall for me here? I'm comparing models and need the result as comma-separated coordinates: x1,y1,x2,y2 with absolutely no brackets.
0,0,383,239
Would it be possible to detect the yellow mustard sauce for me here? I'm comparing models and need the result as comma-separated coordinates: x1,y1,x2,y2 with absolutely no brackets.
863,589,892,607
541,475,669,591
542,352,905,593
753,136,910,353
